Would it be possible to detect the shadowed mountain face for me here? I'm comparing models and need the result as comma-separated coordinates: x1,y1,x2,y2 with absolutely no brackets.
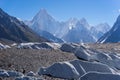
98,15,120,43
0,8,48,43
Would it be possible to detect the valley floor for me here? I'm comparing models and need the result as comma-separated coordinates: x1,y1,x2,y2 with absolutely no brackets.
1,43,120,80
87,43,120,53
0,48,76,80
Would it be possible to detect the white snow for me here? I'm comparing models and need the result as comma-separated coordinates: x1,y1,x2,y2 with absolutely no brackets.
69,26,72,30
100,36,108,43
45,42,61,49
0,43,5,49
0,43,11,49
4,45,11,48
17,42,55,49
27,71,36,76
11,43,17,46
79,18,91,30
95,23,111,33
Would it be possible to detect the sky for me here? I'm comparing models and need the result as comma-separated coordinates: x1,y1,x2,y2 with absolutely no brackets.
0,0,120,26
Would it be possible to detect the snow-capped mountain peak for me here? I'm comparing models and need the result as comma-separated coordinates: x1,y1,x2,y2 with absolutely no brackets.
25,8,63,43
29,8,59,34
79,18,90,30
32,8,55,23
35,8,49,19
67,18,78,30
79,18,87,23
68,18,78,23
95,23,111,33
38,8,47,14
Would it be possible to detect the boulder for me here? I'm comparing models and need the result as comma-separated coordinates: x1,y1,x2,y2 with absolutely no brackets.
80,72,120,80
38,62,80,79
70,60,112,77
60,43,76,53
74,46,91,61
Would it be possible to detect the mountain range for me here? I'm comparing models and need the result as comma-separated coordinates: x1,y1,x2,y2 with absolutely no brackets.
0,8,113,43
0,8,48,43
62,19,95,43
25,9,111,43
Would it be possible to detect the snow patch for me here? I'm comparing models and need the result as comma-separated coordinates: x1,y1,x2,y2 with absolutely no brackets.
0,43,11,49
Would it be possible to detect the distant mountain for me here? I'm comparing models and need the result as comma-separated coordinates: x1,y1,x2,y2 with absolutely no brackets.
25,9,110,43
62,18,109,43
56,18,79,38
26,9,60,35
79,18,91,30
90,23,111,41
35,30,63,43
95,23,111,33
98,15,120,43
63,20,95,43
25,9,63,43
0,8,48,43
90,26,103,41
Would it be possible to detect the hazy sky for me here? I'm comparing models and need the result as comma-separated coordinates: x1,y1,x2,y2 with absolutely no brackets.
0,0,120,26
